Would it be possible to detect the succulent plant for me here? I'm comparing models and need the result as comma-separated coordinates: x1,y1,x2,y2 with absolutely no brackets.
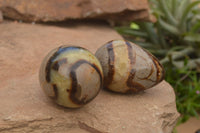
116,0,200,71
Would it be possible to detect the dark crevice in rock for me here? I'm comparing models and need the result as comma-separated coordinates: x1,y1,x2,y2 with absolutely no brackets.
0,6,35,22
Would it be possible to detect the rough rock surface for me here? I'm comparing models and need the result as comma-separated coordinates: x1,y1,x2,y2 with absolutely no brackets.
0,10,2,22
176,117,200,133
0,0,151,22
0,21,179,133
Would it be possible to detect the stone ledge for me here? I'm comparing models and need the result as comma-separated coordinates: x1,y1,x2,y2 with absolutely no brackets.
0,0,151,22
0,21,179,133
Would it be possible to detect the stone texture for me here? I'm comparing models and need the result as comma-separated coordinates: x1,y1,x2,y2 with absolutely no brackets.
0,21,179,133
0,0,151,22
0,10,2,22
176,117,200,133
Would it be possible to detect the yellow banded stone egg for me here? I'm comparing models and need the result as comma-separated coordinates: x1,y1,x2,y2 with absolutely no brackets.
39,46,103,108
95,40,165,93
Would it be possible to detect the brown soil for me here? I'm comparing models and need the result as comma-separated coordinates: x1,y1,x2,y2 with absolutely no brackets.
177,117,200,133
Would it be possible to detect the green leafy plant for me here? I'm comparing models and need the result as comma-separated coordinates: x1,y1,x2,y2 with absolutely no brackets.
166,60,200,124
115,0,200,124
116,0,200,70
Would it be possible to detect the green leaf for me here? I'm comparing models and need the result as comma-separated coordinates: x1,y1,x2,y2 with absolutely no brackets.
130,23,140,30
184,33,200,42
191,21,200,33
158,18,180,35
171,0,179,15
148,49,168,56
157,23,168,48
140,22,159,45
159,0,178,25
115,27,148,38
191,108,199,118
179,1,200,28
180,115,190,123
192,103,200,108
131,41,157,48
160,47,194,64
175,0,189,20
149,0,158,5
152,8,165,17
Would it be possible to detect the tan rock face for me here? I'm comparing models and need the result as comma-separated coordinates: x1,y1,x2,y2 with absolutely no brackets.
0,0,151,22
0,10,2,22
0,21,179,133
176,117,200,133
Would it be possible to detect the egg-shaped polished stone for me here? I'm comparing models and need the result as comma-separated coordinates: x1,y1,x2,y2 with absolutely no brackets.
95,40,165,93
39,46,103,108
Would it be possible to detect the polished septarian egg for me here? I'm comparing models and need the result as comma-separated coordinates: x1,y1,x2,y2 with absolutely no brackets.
39,46,103,108
95,40,165,93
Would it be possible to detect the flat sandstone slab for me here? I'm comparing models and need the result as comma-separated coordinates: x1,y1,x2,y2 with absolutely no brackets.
0,21,179,133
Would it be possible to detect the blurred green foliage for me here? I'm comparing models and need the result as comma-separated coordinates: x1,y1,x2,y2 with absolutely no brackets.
115,0,200,124
116,0,200,70
166,60,200,124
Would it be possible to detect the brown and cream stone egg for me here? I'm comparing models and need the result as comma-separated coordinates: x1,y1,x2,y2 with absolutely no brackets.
39,46,103,108
95,40,165,93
